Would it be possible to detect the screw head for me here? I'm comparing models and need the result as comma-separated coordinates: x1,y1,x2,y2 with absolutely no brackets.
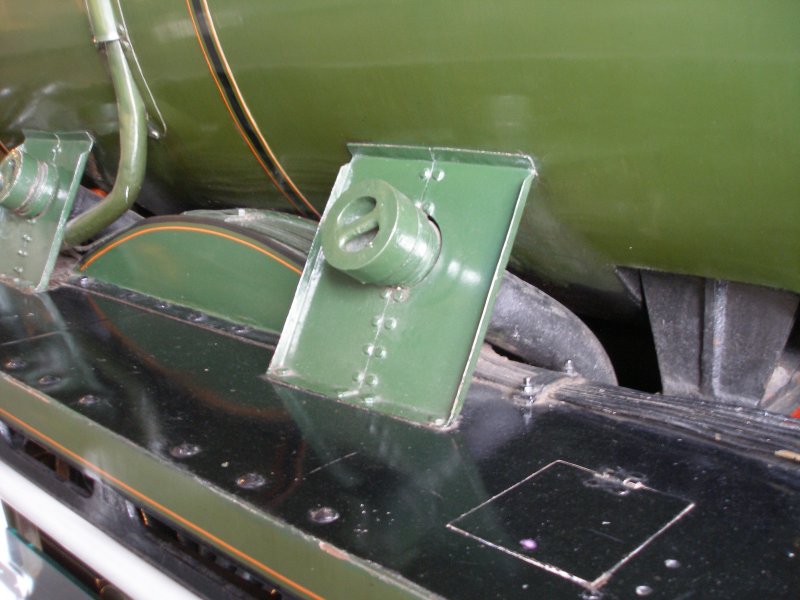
236,472,268,490
170,442,201,459
308,506,340,524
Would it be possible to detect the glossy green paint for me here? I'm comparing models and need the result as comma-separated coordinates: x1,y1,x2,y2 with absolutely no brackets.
79,218,304,332
320,178,441,287
270,145,534,427
0,0,798,300
64,34,148,245
0,131,93,291
0,372,434,600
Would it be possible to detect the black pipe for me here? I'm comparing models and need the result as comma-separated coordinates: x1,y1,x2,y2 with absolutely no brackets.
486,272,617,385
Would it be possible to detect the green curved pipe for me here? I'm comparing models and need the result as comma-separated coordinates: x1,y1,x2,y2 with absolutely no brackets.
65,40,147,246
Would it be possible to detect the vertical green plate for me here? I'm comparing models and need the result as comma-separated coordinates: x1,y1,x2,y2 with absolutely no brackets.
268,145,535,427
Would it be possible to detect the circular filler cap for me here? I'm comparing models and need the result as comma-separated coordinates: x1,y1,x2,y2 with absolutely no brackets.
320,179,440,286
0,148,58,218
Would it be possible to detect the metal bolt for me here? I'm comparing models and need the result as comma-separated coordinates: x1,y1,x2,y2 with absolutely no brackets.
3,358,27,371
635,585,653,596
170,443,201,459
37,374,60,387
308,506,340,525
664,559,680,569
78,276,90,287
78,394,100,407
236,472,268,490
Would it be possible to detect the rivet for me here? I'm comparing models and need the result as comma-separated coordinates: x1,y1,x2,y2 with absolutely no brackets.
78,394,100,406
353,372,365,383
170,442,201,459
433,418,445,427
37,374,60,387
363,396,375,406
17,250,27,257
308,506,340,524
3,358,27,371
236,472,268,490
365,374,379,386
384,318,397,331
392,289,407,302
12,266,23,274
362,344,374,356
21,234,32,242
376,347,387,359
380,288,392,299
635,585,653,597
371,316,383,328
664,559,680,569
78,276,90,288
188,312,206,323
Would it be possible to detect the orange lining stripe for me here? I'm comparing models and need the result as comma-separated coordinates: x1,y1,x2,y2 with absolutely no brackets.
198,0,320,219
80,225,303,274
185,0,320,219
0,406,324,600
183,0,304,216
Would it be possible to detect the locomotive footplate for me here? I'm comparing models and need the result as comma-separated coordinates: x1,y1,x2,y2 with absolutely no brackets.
0,279,797,599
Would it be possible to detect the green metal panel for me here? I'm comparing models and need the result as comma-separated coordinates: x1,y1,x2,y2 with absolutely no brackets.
0,131,93,291
79,217,305,332
270,145,535,426
0,0,798,297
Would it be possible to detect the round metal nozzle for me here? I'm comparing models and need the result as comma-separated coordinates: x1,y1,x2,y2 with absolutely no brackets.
0,148,58,218
320,179,440,286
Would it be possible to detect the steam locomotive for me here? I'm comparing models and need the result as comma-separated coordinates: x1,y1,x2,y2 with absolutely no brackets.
0,0,797,598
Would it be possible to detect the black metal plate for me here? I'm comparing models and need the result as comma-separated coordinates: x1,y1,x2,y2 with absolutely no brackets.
0,282,798,600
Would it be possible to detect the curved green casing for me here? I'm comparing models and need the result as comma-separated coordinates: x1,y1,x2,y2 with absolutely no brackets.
1,0,798,301
79,217,304,332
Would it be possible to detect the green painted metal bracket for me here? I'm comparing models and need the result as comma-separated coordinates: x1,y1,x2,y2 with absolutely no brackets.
268,145,536,428
0,131,93,291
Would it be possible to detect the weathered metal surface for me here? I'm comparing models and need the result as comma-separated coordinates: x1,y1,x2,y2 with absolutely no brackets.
642,271,800,405
0,281,798,599
0,0,798,299
0,131,93,291
270,146,534,426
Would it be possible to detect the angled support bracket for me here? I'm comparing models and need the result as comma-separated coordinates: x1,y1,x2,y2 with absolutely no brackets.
268,144,536,428
0,131,93,291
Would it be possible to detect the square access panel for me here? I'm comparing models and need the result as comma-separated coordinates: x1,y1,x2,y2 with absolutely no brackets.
447,461,694,591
